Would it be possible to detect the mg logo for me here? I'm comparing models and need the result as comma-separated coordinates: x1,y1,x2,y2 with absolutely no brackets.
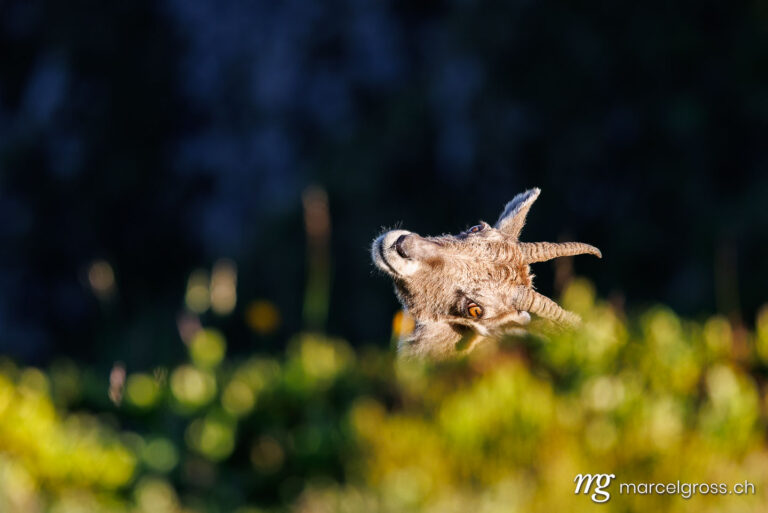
574,473,616,503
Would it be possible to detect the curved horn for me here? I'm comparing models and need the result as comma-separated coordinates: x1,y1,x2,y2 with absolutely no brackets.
518,242,602,264
512,287,580,327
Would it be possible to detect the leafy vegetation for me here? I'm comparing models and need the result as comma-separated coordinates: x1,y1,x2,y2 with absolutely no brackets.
1,279,767,512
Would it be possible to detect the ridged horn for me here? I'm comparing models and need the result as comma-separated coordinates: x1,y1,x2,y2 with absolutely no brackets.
512,287,581,327
518,242,602,264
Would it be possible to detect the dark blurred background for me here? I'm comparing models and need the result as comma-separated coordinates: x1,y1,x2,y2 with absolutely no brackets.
1,0,767,367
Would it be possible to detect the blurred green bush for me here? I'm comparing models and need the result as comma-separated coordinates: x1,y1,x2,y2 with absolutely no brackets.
1,279,767,512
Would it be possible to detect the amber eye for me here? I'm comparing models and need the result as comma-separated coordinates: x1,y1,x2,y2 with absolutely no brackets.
467,302,484,318
468,224,484,233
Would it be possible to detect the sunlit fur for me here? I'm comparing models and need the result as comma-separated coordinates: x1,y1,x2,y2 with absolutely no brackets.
372,188,601,360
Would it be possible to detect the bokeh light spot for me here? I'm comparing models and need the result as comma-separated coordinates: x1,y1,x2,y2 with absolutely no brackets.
186,414,235,461
87,260,116,300
141,437,179,473
189,329,226,369
250,435,284,474
222,379,255,417
170,365,216,410
246,300,281,335
392,310,415,340
211,259,237,316
125,373,160,409
185,269,210,314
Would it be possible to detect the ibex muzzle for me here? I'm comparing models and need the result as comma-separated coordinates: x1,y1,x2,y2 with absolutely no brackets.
372,188,601,359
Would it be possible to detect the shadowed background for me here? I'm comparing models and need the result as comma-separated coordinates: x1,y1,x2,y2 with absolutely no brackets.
1,0,767,366
3,2,768,513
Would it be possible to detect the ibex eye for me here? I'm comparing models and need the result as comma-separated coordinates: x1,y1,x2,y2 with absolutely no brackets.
468,224,484,233
467,302,484,319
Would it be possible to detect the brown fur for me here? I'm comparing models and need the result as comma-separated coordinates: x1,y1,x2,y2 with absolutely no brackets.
371,188,601,360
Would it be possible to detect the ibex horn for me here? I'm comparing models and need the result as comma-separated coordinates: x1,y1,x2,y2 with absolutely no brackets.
512,287,581,327
518,242,602,264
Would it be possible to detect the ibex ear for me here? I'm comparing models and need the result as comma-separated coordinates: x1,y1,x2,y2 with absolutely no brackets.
495,188,541,239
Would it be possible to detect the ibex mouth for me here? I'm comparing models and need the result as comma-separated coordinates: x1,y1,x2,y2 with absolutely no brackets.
375,235,400,276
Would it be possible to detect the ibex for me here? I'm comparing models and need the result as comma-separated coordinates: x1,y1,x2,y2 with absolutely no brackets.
372,188,601,359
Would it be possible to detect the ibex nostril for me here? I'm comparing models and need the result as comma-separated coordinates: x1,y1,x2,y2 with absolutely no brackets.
394,234,410,258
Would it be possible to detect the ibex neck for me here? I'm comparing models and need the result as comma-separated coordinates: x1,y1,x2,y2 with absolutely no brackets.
398,321,490,360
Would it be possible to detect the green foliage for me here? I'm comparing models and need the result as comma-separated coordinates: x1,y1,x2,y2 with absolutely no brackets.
2,281,768,512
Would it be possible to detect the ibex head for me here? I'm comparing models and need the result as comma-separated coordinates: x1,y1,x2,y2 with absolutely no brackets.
372,188,601,359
